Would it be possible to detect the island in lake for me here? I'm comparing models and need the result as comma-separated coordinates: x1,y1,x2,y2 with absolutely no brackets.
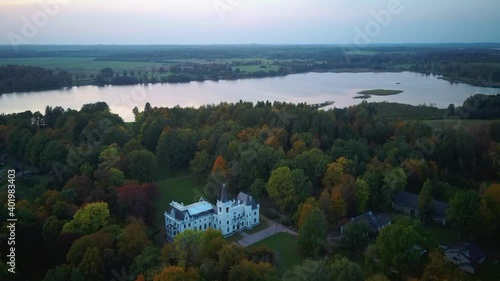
354,89,403,99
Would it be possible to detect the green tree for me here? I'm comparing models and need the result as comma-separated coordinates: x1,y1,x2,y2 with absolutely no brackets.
283,259,332,281
79,247,103,281
189,151,212,175
25,133,49,166
42,216,64,255
370,217,431,275
249,178,266,199
447,190,482,239
352,178,370,214
379,167,407,210
62,202,110,234
298,207,327,257
365,273,390,281
340,221,370,252
40,140,68,168
283,256,363,281
98,144,121,170
156,128,197,168
126,149,157,183
328,255,364,281
292,148,330,187
267,166,298,212
130,246,161,280
418,180,433,224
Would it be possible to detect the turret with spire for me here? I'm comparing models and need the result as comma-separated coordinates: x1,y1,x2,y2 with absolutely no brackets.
220,183,229,203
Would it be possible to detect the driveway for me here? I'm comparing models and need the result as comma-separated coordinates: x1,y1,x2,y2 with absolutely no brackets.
237,216,298,246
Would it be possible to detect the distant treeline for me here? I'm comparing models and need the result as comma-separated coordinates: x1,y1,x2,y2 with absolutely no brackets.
0,65,72,94
3,45,500,91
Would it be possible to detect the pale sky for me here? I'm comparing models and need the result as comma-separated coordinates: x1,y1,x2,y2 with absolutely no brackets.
0,0,499,45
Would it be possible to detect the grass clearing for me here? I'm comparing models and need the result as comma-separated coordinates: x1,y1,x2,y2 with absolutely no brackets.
153,169,207,237
423,224,459,245
243,217,269,235
225,232,244,243
251,232,303,274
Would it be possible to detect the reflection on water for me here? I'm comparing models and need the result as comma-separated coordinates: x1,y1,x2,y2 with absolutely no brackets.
1,72,498,122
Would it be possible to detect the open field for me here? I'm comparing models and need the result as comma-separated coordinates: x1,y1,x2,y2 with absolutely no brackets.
0,57,165,73
251,232,303,274
234,64,280,73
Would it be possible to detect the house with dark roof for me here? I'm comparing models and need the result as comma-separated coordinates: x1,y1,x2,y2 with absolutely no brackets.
164,184,259,241
340,211,392,235
392,191,448,225
445,242,486,274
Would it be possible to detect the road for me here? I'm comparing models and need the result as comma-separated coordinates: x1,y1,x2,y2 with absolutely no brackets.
237,216,298,246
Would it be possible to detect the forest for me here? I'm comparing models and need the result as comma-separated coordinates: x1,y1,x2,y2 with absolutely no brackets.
1,44,500,93
0,94,499,281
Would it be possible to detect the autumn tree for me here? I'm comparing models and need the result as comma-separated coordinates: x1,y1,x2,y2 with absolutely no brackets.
421,250,476,281
117,183,157,223
293,197,318,229
318,189,333,223
62,202,110,235
63,175,93,204
117,218,152,264
330,190,347,223
228,259,277,281
322,157,350,189
153,266,200,281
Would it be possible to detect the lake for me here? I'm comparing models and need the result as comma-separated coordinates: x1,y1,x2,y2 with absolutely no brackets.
1,72,498,122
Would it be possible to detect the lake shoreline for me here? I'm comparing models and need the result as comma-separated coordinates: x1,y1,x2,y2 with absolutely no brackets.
2,71,498,122
2,69,499,96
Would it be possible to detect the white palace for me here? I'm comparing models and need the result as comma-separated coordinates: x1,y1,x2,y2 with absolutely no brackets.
164,184,260,241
